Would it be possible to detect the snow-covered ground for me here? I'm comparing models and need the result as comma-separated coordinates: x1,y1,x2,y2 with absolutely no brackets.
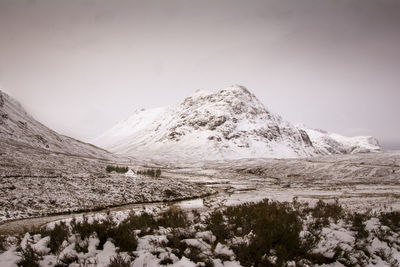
1,198,399,266
0,130,217,224
0,175,214,223
0,151,399,266
152,151,399,213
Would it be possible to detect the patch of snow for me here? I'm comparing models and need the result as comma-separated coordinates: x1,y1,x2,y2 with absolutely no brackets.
0,245,19,267
95,241,116,266
214,243,235,258
32,236,50,255
183,238,211,252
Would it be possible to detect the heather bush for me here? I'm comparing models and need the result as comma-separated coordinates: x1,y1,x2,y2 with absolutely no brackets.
71,215,137,251
17,244,41,267
205,211,230,241
350,212,370,240
121,211,157,236
0,236,5,252
379,211,400,232
46,221,69,253
308,199,344,226
206,199,331,266
156,206,189,229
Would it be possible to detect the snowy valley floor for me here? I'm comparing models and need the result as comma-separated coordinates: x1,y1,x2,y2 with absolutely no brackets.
0,151,400,266
0,176,213,223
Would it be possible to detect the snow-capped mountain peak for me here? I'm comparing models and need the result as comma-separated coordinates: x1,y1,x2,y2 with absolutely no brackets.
94,85,380,162
94,85,320,161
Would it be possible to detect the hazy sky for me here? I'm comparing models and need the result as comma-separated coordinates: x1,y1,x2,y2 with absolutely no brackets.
1,0,399,149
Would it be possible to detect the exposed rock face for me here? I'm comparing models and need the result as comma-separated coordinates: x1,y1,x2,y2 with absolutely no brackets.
0,90,113,159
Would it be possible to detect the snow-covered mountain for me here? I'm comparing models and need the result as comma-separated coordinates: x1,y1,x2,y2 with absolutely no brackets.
301,127,380,155
94,85,380,161
0,89,113,159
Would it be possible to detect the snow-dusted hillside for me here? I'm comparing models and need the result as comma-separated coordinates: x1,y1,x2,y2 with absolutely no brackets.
94,85,379,161
0,90,113,159
302,127,380,155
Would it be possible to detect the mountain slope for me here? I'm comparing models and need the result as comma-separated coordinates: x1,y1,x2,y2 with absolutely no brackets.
94,85,379,161
0,90,113,159
301,127,380,155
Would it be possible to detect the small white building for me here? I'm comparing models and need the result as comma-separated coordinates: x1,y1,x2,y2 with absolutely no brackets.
125,169,138,178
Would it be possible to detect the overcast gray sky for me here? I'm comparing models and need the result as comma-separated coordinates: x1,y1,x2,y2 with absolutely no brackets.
1,0,399,149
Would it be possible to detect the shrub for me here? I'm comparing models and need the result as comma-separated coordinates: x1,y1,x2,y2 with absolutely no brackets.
106,165,129,173
205,199,330,266
191,209,202,225
159,257,174,265
47,221,70,253
55,253,78,267
184,245,213,267
379,211,400,232
137,168,162,178
111,221,138,252
17,244,41,267
26,225,50,237
106,165,113,173
351,213,369,240
71,216,93,241
122,211,157,236
163,229,194,259
71,216,114,249
0,236,5,252
109,253,132,267
75,237,89,253
228,200,304,266
71,215,137,252
308,199,344,227
157,207,189,228
205,211,230,242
